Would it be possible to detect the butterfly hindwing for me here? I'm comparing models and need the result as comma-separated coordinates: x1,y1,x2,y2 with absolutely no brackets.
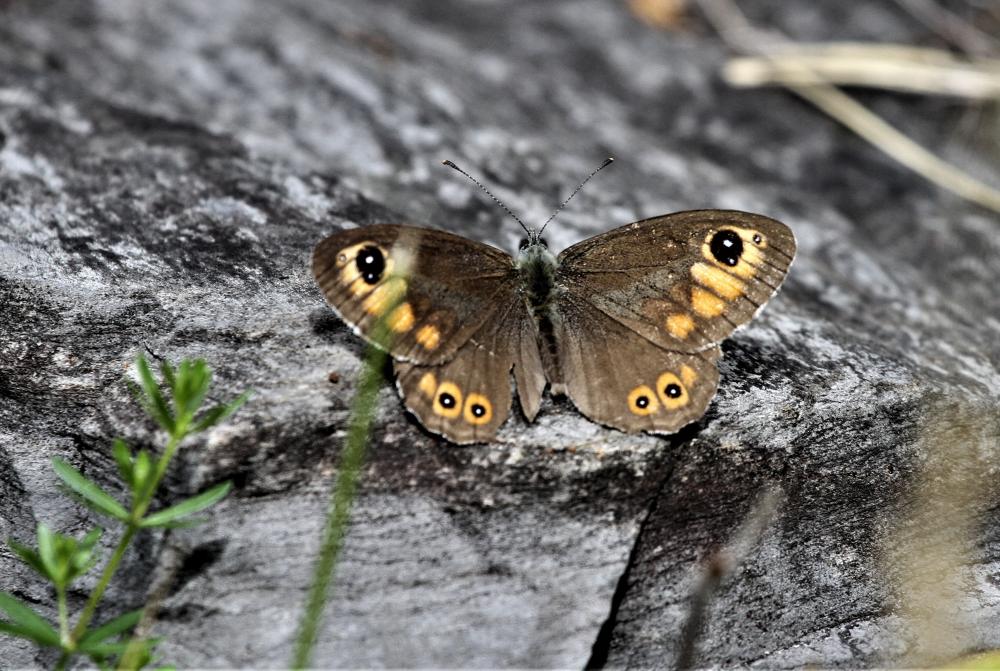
552,293,721,434
396,300,544,444
556,210,795,353
313,224,520,365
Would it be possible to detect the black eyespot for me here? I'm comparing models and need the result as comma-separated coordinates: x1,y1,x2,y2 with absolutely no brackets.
752,233,762,245
635,395,649,409
518,237,530,251
710,230,743,267
664,383,682,398
471,403,486,417
356,246,385,284
438,392,456,408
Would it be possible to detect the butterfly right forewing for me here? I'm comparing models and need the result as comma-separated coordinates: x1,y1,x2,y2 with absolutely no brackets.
557,210,795,353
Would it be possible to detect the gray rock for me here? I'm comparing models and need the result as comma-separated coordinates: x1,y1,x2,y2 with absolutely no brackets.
1,0,998,668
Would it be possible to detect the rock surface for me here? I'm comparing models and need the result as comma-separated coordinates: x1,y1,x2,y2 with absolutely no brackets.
1,0,998,668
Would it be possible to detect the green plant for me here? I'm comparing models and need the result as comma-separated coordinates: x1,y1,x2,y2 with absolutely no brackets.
0,355,248,670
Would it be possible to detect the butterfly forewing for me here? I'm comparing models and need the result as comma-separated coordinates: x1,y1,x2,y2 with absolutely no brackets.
312,224,520,365
556,210,795,354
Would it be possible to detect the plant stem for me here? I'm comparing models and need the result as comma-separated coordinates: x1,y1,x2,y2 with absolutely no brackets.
68,432,181,646
55,586,70,671
70,526,137,642
136,433,184,518
291,343,387,669
57,586,69,647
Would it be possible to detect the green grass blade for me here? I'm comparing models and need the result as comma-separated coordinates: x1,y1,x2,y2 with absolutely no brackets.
51,459,129,521
0,593,60,646
140,482,231,528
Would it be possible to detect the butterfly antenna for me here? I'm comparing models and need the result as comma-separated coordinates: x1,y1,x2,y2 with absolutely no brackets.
537,157,614,237
442,160,532,237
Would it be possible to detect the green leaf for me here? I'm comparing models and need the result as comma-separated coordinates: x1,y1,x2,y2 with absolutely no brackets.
52,459,129,521
145,517,207,530
112,438,134,487
72,528,104,577
78,609,142,647
82,639,133,657
173,360,211,423
6,538,48,580
137,356,175,433
0,619,61,647
0,592,60,646
141,482,231,528
159,359,176,389
133,450,153,493
35,523,57,580
193,391,251,433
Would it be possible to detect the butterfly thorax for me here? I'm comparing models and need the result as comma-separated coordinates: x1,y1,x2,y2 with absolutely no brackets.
516,241,558,312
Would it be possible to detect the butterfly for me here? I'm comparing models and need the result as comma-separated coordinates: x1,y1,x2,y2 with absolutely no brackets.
312,161,795,444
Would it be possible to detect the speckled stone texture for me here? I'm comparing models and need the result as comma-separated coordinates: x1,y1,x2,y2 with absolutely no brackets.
1,0,998,668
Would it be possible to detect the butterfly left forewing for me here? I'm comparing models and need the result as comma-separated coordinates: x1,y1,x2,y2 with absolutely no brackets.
556,210,795,353
313,224,519,365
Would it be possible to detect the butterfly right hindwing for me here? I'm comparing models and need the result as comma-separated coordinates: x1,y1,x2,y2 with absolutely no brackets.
553,293,721,434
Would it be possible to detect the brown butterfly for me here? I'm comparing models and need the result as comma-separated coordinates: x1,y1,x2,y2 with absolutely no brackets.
313,161,795,444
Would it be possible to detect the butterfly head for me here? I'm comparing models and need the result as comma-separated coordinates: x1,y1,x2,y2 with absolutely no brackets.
518,235,549,252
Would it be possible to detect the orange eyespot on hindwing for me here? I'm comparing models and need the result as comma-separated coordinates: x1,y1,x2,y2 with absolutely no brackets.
433,382,463,418
628,385,659,416
464,393,493,425
656,371,688,409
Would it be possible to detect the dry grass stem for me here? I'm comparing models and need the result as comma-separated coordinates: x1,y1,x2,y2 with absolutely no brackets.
725,44,1000,100
697,0,1000,215
891,0,1000,57
675,486,783,669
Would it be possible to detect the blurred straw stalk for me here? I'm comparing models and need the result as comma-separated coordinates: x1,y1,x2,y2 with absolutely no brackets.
725,44,1000,100
630,0,1000,213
